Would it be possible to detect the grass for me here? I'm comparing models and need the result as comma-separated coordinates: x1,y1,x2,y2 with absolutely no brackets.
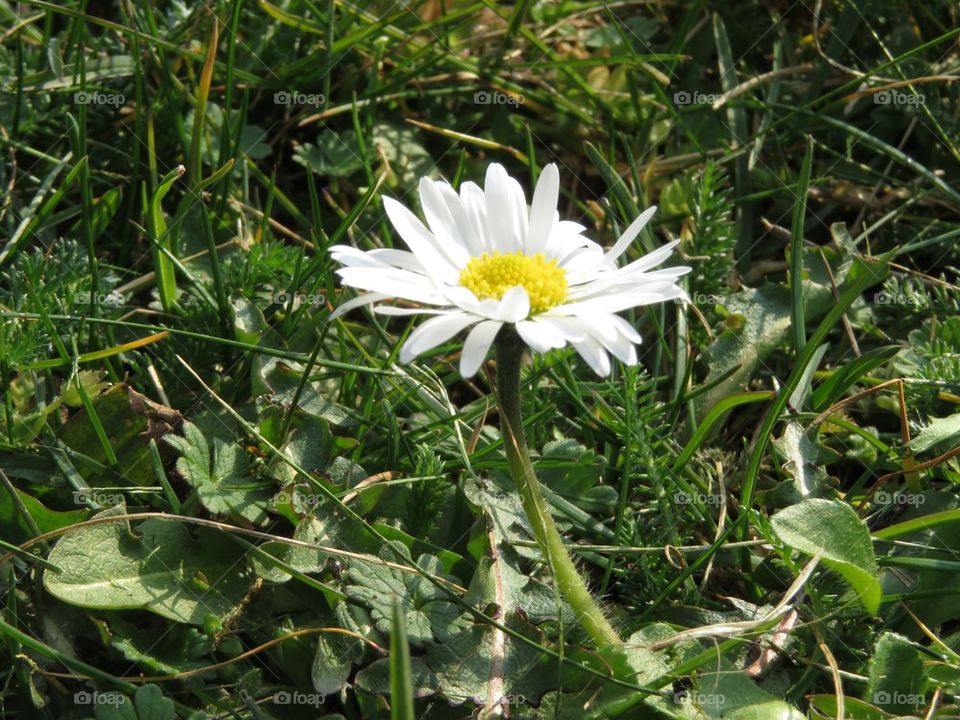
2,0,960,718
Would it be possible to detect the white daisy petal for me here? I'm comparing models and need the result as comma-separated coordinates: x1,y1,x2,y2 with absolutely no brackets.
418,178,471,266
581,318,637,365
330,245,390,268
460,181,490,254
368,248,427,272
374,306,456,317
440,285,483,314
538,315,589,343
578,312,619,345
525,163,559,255
609,313,644,344
399,313,478,363
336,267,445,305
615,240,683,275
601,206,658,267
484,163,524,253
516,319,566,352
436,180,484,256
329,292,389,320
571,334,611,377
460,320,503,377
554,286,686,315
383,196,459,282
498,285,530,323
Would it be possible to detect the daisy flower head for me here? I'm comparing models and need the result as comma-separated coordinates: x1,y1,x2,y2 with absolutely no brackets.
329,163,690,377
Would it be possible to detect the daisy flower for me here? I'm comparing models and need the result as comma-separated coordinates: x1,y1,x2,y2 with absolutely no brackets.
329,162,690,377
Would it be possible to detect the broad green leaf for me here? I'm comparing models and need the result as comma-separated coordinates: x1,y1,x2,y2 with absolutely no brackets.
372,123,434,187
0,486,86,545
165,421,272,525
771,498,880,614
345,547,466,647
88,685,174,720
807,695,889,720
355,614,554,709
865,632,927,713
133,685,175,720
768,422,838,505
910,413,960,455
462,476,540,562
311,633,354,697
254,356,354,427
696,246,850,419
312,602,369,696
231,294,270,345
109,618,213,675
294,130,367,178
353,481,578,712
43,505,256,624
58,384,182,488
535,439,615,513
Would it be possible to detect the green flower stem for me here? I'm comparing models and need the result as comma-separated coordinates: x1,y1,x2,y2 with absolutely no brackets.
494,330,623,648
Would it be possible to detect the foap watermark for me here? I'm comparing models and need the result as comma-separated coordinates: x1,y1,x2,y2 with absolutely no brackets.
874,90,924,107
674,491,724,506
474,90,525,107
875,491,926,507
73,91,126,107
677,291,724,305
873,291,922,306
74,690,125,707
272,690,326,707
73,490,125,506
273,489,322,509
674,690,725,706
272,291,326,307
74,290,124,307
273,90,325,107
873,691,924,708
673,90,722,106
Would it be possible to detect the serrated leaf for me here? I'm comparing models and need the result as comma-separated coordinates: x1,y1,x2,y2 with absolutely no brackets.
311,633,353,697
294,130,367,177
166,421,272,525
462,476,539,561
372,123,433,187
345,548,466,647
771,498,880,614
865,632,927,713
355,615,554,709
133,685,175,720
253,515,329,582
255,357,354,426
536,439,608,509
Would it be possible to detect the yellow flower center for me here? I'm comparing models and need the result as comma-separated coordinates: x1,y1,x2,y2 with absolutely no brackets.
459,251,567,315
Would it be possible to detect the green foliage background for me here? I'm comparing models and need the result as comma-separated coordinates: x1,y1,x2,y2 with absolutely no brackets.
1,0,960,718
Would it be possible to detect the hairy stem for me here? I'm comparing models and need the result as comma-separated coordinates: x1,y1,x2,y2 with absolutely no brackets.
494,330,622,648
